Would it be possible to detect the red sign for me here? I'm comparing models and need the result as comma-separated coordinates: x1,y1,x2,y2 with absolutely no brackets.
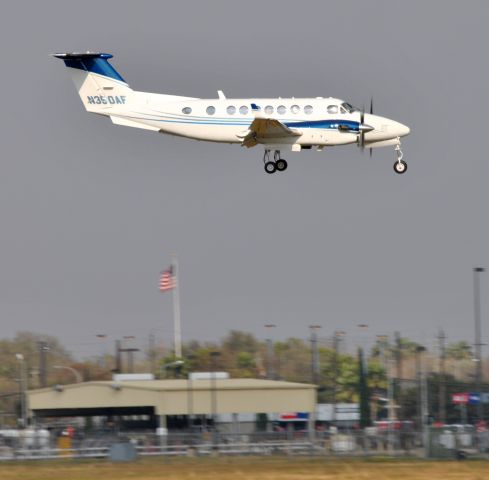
452,393,469,404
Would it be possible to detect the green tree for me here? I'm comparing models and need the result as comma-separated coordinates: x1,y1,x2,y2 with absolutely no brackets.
446,341,473,360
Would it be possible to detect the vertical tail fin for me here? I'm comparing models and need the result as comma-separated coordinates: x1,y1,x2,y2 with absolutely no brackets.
52,52,132,113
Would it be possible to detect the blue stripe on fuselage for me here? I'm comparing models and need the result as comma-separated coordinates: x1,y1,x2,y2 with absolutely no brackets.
284,119,359,130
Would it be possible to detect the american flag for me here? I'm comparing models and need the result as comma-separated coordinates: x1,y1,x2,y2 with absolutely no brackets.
159,266,176,292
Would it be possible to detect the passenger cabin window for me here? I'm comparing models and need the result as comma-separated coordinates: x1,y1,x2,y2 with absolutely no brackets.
327,105,338,114
182,107,192,114
304,105,313,115
227,105,236,115
291,104,300,114
277,105,286,115
239,105,249,115
206,106,216,115
265,105,274,114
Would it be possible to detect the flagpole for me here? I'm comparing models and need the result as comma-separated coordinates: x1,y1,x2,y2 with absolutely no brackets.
172,253,182,358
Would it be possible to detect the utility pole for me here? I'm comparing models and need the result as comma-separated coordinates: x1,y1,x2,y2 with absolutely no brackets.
474,267,485,422
264,324,276,380
309,325,321,385
437,329,446,423
37,341,49,388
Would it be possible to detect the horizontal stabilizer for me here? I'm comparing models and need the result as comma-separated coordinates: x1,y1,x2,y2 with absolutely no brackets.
52,52,128,85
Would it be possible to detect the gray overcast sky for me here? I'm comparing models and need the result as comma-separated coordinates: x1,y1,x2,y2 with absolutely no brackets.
1,0,489,359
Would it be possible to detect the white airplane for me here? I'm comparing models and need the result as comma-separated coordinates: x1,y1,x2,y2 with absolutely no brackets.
53,52,410,174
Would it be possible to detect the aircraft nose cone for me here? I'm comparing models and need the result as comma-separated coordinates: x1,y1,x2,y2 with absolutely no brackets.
396,122,410,137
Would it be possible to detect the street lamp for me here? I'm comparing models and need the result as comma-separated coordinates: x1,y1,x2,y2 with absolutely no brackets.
264,324,276,379
210,351,221,446
15,354,27,428
53,365,83,383
186,354,195,430
95,334,108,369
309,325,321,385
332,331,346,424
473,267,485,422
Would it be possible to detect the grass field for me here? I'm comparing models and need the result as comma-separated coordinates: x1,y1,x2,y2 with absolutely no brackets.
1,457,488,480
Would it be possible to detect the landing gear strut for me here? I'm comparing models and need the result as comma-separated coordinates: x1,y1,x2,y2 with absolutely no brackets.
393,138,407,174
263,149,287,174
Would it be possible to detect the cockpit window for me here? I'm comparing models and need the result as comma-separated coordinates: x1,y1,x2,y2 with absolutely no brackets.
341,102,359,113
327,105,338,114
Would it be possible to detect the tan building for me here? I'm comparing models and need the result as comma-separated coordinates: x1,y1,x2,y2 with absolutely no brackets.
27,378,316,432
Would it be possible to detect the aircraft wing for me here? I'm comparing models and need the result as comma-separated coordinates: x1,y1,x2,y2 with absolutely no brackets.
239,117,302,148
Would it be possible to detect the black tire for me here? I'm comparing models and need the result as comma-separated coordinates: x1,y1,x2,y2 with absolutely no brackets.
264,161,276,174
393,160,407,174
275,159,288,172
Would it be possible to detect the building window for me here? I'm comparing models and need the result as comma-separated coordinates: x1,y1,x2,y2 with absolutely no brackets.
277,105,286,115
327,105,339,114
304,105,313,115
239,105,249,115
291,104,300,114
226,105,236,115
182,107,192,115
206,106,216,115
265,105,274,114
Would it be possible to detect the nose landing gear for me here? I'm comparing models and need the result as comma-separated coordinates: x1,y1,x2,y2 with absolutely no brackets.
263,149,288,174
393,138,407,174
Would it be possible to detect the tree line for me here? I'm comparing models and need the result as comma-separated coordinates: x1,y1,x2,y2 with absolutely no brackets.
0,330,487,426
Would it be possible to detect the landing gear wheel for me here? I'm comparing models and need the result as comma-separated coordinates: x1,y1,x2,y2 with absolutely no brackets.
275,159,288,172
394,160,407,174
264,161,277,174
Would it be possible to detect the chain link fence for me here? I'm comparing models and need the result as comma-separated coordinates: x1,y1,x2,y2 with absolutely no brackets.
1,427,488,461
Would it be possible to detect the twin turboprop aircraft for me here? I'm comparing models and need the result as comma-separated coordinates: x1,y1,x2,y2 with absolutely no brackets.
53,52,410,174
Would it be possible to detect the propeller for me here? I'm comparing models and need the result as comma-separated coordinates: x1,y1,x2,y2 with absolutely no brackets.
369,97,373,157
357,97,374,155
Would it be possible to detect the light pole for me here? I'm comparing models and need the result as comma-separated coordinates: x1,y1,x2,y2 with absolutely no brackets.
309,325,321,385
264,324,276,379
356,324,370,382
210,351,221,446
95,334,108,369
415,345,427,431
474,267,485,422
186,354,194,430
15,354,27,428
332,331,346,424
120,336,139,373
53,365,83,383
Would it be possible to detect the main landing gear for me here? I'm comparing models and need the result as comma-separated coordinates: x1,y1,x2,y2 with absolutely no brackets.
263,149,288,174
393,138,407,174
